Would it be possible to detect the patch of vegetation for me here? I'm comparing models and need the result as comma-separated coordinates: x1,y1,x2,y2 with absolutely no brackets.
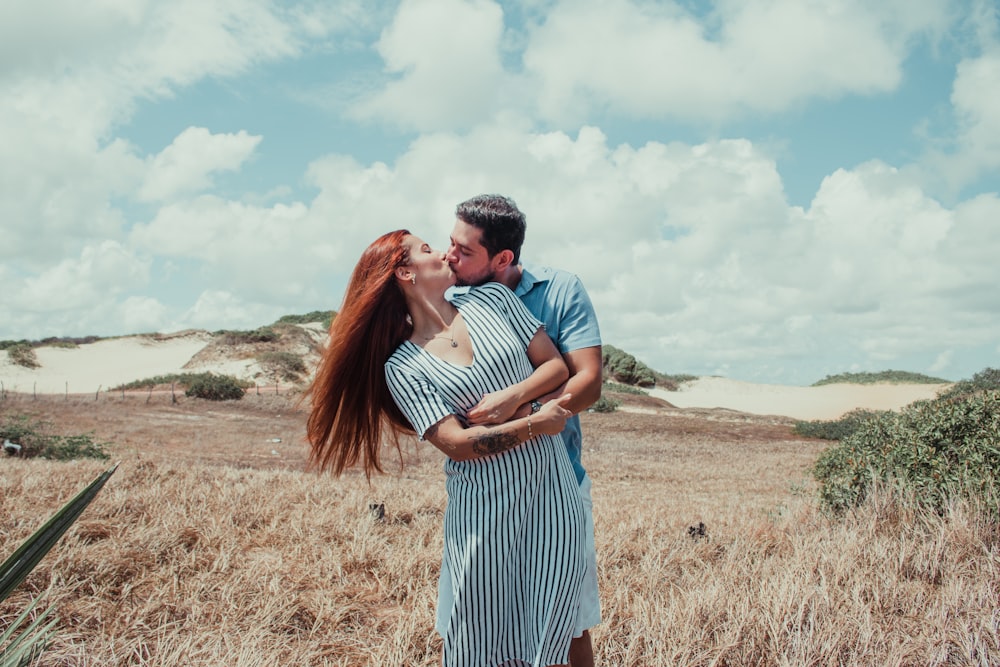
654,373,699,391
256,351,307,381
603,381,647,395
114,372,253,394
793,408,889,441
0,415,110,460
275,310,336,329
590,395,621,413
1,336,102,351
938,367,1000,400
6,343,40,368
602,345,657,387
812,370,950,386
213,327,279,345
114,373,191,390
812,389,1000,516
184,373,248,401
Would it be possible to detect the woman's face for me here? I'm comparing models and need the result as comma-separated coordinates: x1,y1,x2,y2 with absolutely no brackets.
403,234,455,289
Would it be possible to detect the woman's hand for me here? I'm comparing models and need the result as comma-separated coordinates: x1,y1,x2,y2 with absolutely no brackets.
467,388,522,425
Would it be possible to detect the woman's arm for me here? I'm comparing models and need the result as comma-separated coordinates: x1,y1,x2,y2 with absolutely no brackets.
466,329,567,425
424,393,573,461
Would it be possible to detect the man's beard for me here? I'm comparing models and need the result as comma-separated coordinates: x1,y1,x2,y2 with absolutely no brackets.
453,266,496,288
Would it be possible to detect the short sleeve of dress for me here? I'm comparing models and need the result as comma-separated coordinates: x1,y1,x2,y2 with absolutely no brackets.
474,282,542,348
385,355,454,439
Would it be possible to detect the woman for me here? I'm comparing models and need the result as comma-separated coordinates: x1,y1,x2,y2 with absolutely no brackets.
307,230,585,667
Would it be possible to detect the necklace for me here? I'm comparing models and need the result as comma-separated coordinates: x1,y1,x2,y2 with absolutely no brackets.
423,330,458,347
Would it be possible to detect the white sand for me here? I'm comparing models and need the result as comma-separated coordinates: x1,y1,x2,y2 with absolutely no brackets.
3,334,949,420
1,332,212,395
649,377,950,421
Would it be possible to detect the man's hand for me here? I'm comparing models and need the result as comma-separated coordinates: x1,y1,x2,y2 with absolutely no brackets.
531,393,573,436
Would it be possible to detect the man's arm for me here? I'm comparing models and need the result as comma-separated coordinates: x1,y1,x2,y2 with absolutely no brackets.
536,345,602,415
466,329,569,425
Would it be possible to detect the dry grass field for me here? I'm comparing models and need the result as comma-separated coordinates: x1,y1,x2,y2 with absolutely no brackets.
1,389,998,666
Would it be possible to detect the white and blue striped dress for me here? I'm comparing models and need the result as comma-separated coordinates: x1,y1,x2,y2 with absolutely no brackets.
385,283,585,667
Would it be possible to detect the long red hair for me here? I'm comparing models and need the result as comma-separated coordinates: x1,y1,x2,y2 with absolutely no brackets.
306,229,415,477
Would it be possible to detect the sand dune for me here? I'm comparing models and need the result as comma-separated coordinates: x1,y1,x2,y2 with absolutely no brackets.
649,376,949,421
2,334,948,420
0,332,213,395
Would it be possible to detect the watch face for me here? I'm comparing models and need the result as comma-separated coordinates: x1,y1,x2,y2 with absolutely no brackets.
531,400,542,413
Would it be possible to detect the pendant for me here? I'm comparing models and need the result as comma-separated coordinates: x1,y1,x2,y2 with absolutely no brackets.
450,340,458,348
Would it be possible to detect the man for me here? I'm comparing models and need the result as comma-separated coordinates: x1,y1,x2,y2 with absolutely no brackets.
446,193,603,667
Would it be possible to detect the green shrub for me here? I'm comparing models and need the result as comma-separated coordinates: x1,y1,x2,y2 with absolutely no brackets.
256,351,307,381
591,396,621,413
654,373,698,391
275,310,336,327
603,381,647,396
812,370,950,386
812,390,1000,515
0,415,110,460
602,345,657,387
793,408,888,441
184,373,247,401
214,327,279,345
6,344,39,369
938,367,1000,400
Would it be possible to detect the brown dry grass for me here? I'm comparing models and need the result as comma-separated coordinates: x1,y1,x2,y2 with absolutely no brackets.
1,390,998,666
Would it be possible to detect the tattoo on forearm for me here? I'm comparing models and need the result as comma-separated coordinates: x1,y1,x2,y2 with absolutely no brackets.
472,431,520,456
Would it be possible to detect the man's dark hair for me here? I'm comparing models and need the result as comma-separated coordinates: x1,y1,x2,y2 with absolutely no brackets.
455,194,526,263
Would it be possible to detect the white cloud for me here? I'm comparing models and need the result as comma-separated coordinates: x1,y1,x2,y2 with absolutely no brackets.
11,241,148,310
0,240,152,339
139,127,262,202
949,53,1000,174
521,0,947,124
176,289,280,332
349,0,514,129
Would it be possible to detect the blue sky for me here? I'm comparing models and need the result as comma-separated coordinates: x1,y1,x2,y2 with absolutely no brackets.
1,0,998,386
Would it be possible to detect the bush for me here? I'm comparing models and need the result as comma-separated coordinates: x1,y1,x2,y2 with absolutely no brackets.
812,390,1000,515
603,381,647,396
654,373,698,391
591,396,621,413
275,311,336,327
812,370,950,386
602,345,657,387
793,408,888,441
938,367,1000,400
184,373,247,401
7,344,39,369
214,327,279,345
256,351,307,381
0,415,110,460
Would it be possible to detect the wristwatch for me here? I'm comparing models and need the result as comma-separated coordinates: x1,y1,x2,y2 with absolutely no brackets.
530,400,543,414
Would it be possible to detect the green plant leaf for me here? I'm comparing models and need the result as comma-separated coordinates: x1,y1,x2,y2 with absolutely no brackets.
1,596,57,667
0,462,119,601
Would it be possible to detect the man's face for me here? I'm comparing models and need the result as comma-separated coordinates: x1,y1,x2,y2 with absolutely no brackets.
446,219,497,287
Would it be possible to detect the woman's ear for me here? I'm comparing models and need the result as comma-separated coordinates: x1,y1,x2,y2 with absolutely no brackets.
394,266,412,284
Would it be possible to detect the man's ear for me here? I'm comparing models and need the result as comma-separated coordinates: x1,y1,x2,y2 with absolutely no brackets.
492,249,516,271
